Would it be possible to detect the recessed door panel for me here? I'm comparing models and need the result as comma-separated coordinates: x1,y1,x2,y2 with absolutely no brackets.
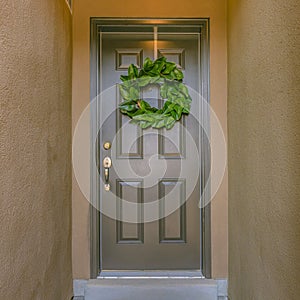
159,179,186,243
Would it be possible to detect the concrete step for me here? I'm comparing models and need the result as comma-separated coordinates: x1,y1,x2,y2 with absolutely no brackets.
85,278,218,300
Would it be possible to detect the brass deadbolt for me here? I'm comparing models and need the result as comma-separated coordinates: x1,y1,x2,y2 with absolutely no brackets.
103,141,111,150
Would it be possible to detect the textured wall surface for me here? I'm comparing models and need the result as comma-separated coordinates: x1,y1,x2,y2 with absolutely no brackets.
0,1,73,299
228,0,300,299
72,0,227,279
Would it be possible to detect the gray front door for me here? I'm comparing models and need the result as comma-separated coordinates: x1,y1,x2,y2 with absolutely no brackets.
94,21,208,271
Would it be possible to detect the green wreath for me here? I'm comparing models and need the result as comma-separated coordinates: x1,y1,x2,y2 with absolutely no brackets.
118,57,192,130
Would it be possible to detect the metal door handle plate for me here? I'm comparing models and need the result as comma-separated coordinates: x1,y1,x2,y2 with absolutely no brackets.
103,157,112,192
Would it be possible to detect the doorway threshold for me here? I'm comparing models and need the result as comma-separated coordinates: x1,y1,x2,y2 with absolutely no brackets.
85,278,218,300
98,270,204,279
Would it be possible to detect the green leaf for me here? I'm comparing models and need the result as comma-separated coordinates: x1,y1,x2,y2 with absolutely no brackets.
119,103,138,112
182,108,189,114
154,57,166,73
178,83,189,98
132,114,155,122
170,110,177,120
128,109,144,117
138,100,149,111
143,58,153,71
155,56,167,63
119,99,136,106
120,80,132,88
160,83,168,98
139,121,152,129
162,62,176,74
175,104,183,116
120,75,129,82
119,85,130,100
138,69,145,77
129,87,139,100
164,116,176,129
173,69,184,80
163,102,175,114
150,76,161,84
163,71,176,80
128,64,138,79
120,107,137,114
152,119,165,128
174,97,186,108
138,76,152,87
167,87,180,101
149,67,160,76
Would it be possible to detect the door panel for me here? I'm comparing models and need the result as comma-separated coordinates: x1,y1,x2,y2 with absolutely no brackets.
116,180,144,244
159,179,186,243
98,26,202,270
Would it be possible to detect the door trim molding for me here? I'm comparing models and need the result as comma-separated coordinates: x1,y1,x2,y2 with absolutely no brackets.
90,18,211,279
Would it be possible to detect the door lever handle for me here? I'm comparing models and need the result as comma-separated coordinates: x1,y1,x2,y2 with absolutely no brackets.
103,156,112,192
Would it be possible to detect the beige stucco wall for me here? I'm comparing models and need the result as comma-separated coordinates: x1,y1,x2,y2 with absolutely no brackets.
72,0,228,278
228,0,300,299
0,1,73,299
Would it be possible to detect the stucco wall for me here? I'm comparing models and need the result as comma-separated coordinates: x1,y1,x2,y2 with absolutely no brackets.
228,0,300,299
0,1,73,299
72,0,227,278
